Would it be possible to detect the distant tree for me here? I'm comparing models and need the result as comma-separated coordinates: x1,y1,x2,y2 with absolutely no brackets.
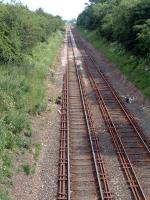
77,0,150,56
69,19,77,25
36,7,45,14
88,0,100,3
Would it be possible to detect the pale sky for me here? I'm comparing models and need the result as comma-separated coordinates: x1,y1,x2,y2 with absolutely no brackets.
18,0,88,20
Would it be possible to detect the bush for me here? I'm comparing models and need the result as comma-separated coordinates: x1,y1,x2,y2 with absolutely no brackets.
77,28,150,98
0,2,64,64
77,0,150,58
0,2,64,198
134,19,150,55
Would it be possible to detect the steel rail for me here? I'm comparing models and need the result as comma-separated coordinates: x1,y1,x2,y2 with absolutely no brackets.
77,33,150,152
73,33,147,200
69,29,113,200
57,73,68,200
67,32,101,199
66,32,71,200
69,30,103,200
85,58,146,200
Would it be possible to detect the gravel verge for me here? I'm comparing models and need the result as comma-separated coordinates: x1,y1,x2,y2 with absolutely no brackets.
9,38,67,200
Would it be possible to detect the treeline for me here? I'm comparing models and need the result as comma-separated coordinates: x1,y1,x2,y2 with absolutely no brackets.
0,2,64,64
77,0,150,57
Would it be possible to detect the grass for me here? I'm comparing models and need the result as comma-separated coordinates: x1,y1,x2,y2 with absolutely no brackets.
77,28,150,98
34,144,41,161
21,163,36,176
0,190,9,200
0,30,63,198
22,164,31,175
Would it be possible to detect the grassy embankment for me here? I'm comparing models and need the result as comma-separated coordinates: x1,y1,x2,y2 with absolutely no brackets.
77,28,150,98
0,31,63,199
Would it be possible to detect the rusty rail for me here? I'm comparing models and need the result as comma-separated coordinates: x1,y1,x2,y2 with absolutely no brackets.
73,30,148,200
57,28,114,200
57,73,68,200
69,29,113,200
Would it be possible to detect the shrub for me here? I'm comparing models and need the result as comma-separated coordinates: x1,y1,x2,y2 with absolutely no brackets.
77,0,150,58
0,2,64,64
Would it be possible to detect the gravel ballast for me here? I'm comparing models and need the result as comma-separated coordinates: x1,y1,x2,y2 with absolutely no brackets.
10,37,67,200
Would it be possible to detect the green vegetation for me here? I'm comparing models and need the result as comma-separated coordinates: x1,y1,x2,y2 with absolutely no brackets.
0,30,63,186
21,143,42,176
34,144,41,161
0,190,9,200
0,2,64,64
0,1,64,198
77,28,150,98
77,0,150,57
0,29,63,162
77,0,150,98
21,163,36,176
22,164,31,175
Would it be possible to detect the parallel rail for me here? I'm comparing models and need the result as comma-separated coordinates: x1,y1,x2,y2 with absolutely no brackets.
67,31,100,200
73,30,150,200
57,27,150,200
70,30,113,200
57,28,113,200
57,74,68,200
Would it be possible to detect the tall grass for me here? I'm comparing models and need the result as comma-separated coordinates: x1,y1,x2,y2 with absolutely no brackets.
77,28,150,98
0,31,63,199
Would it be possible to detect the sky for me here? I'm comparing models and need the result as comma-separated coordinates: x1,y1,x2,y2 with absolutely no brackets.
17,0,88,20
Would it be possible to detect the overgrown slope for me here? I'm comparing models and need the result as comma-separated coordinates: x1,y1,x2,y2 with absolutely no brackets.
77,0,150,98
77,0,150,57
0,2,64,64
0,2,64,199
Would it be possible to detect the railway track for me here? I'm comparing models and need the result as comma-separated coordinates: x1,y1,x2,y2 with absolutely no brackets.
57,28,113,200
73,29,150,200
57,27,150,200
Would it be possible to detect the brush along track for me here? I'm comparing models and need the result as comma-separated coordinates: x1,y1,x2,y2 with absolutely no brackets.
73,29,150,200
57,28,113,200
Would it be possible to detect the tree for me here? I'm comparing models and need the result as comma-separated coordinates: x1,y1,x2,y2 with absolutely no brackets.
0,2,64,64
77,0,150,56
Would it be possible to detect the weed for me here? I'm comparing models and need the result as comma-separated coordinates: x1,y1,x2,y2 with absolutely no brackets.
22,162,36,175
22,164,31,175
0,189,9,200
0,151,13,182
0,31,63,192
30,163,36,174
34,144,41,161
24,125,32,138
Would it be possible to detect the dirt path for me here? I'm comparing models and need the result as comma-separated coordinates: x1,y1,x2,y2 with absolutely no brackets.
9,38,67,200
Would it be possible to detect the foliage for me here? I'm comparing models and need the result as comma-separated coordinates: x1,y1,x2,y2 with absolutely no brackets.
0,2,64,198
22,164,31,175
77,6,98,30
0,2,64,64
0,189,9,200
77,0,150,57
134,19,150,55
0,30,63,197
0,30,63,153
34,144,41,161
77,28,150,98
